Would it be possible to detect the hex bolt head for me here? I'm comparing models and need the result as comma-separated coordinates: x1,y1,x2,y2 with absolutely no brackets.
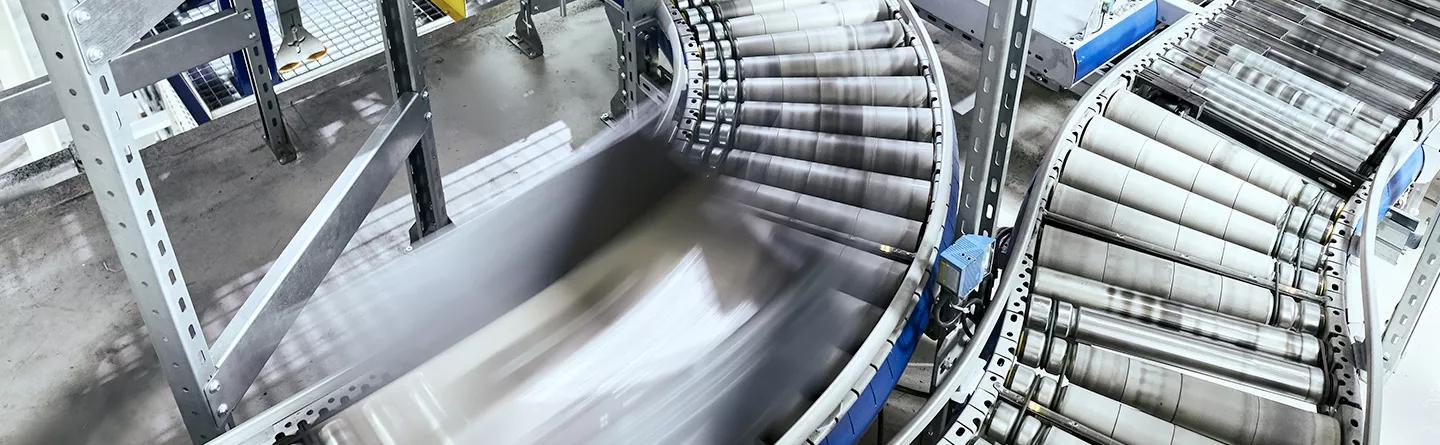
84,48,104,63
421,90,430,99
217,403,230,415
72,9,91,23
205,380,221,393
424,112,433,120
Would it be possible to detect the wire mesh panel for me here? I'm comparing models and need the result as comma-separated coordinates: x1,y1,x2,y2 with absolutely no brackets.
261,0,448,80
154,0,449,112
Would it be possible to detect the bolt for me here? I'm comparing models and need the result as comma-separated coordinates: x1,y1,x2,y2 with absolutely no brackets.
72,9,91,23
217,403,230,415
424,112,433,120
85,48,103,63
243,12,254,20
205,380,220,393
248,32,257,40
421,90,430,99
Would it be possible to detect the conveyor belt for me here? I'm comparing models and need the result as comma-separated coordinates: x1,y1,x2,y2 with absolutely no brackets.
922,2,1392,445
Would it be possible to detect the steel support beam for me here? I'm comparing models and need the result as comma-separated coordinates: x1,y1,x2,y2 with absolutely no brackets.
0,77,61,144
1381,207,1440,373
113,10,255,94
206,92,430,423
957,0,1035,238
21,0,223,441
206,0,449,424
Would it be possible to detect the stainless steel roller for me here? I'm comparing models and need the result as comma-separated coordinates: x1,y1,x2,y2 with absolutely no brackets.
1196,24,1423,114
1104,90,1340,211
695,0,891,40
1027,296,1328,402
724,124,934,178
715,177,922,249
1177,34,1400,131
1037,226,1325,333
706,77,932,106
680,0,825,21
720,150,930,220
1018,333,1342,445
727,102,935,142
705,47,922,79
1033,267,1321,364
705,21,907,58
1057,148,1327,270
1002,366,1226,445
1081,117,1334,243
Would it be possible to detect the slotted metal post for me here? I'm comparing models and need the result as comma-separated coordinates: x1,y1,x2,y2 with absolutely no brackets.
380,0,452,240
222,0,296,163
1381,207,1440,373
958,0,1036,238
20,0,224,442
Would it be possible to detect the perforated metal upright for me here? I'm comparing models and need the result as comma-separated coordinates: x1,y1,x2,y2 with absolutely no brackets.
957,0,1036,238
19,0,225,442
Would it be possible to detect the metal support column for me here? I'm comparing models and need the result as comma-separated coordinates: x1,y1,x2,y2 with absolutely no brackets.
957,0,1036,238
508,0,545,58
380,0,452,240
230,0,297,163
600,0,648,124
20,0,224,441
1381,208,1440,373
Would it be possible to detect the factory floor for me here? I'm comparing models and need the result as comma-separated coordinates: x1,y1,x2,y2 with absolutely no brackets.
0,1,1432,445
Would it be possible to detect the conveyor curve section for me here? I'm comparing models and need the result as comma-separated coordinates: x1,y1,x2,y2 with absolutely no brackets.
661,0,957,442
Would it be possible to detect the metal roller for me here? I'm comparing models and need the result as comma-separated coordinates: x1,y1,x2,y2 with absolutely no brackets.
705,47,922,79
720,150,931,220
1033,267,1321,364
1037,226,1325,333
1149,60,1372,167
1312,0,1440,53
981,401,1090,445
1218,6,1438,85
706,21,907,58
704,0,891,39
1028,296,1327,402
1203,17,1433,101
1003,366,1226,445
1196,25,1423,113
715,177,922,249
1104,90,1340,211
1057,148,1326,270
727,102,935,141
725,124,934,178
1162,46,1389,146
1181,32,1401,129
1232,0,1440,77
1019,333,1341,445
680,0,826,21
706,76,933,106
1081,117,1334,243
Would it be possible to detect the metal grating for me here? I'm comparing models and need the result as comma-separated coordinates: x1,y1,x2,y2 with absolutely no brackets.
153,1,447,112
261,0,447,81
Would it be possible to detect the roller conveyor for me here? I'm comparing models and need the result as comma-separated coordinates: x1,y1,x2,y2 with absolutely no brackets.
916,2,1397,444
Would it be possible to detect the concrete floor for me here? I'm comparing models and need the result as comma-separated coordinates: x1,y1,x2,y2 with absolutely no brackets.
6,2,1430,445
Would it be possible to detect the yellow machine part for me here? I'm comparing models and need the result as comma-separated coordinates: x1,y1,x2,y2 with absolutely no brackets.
431,0,467,21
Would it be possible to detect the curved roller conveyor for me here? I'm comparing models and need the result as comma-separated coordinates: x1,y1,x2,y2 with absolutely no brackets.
902,2,1408,445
